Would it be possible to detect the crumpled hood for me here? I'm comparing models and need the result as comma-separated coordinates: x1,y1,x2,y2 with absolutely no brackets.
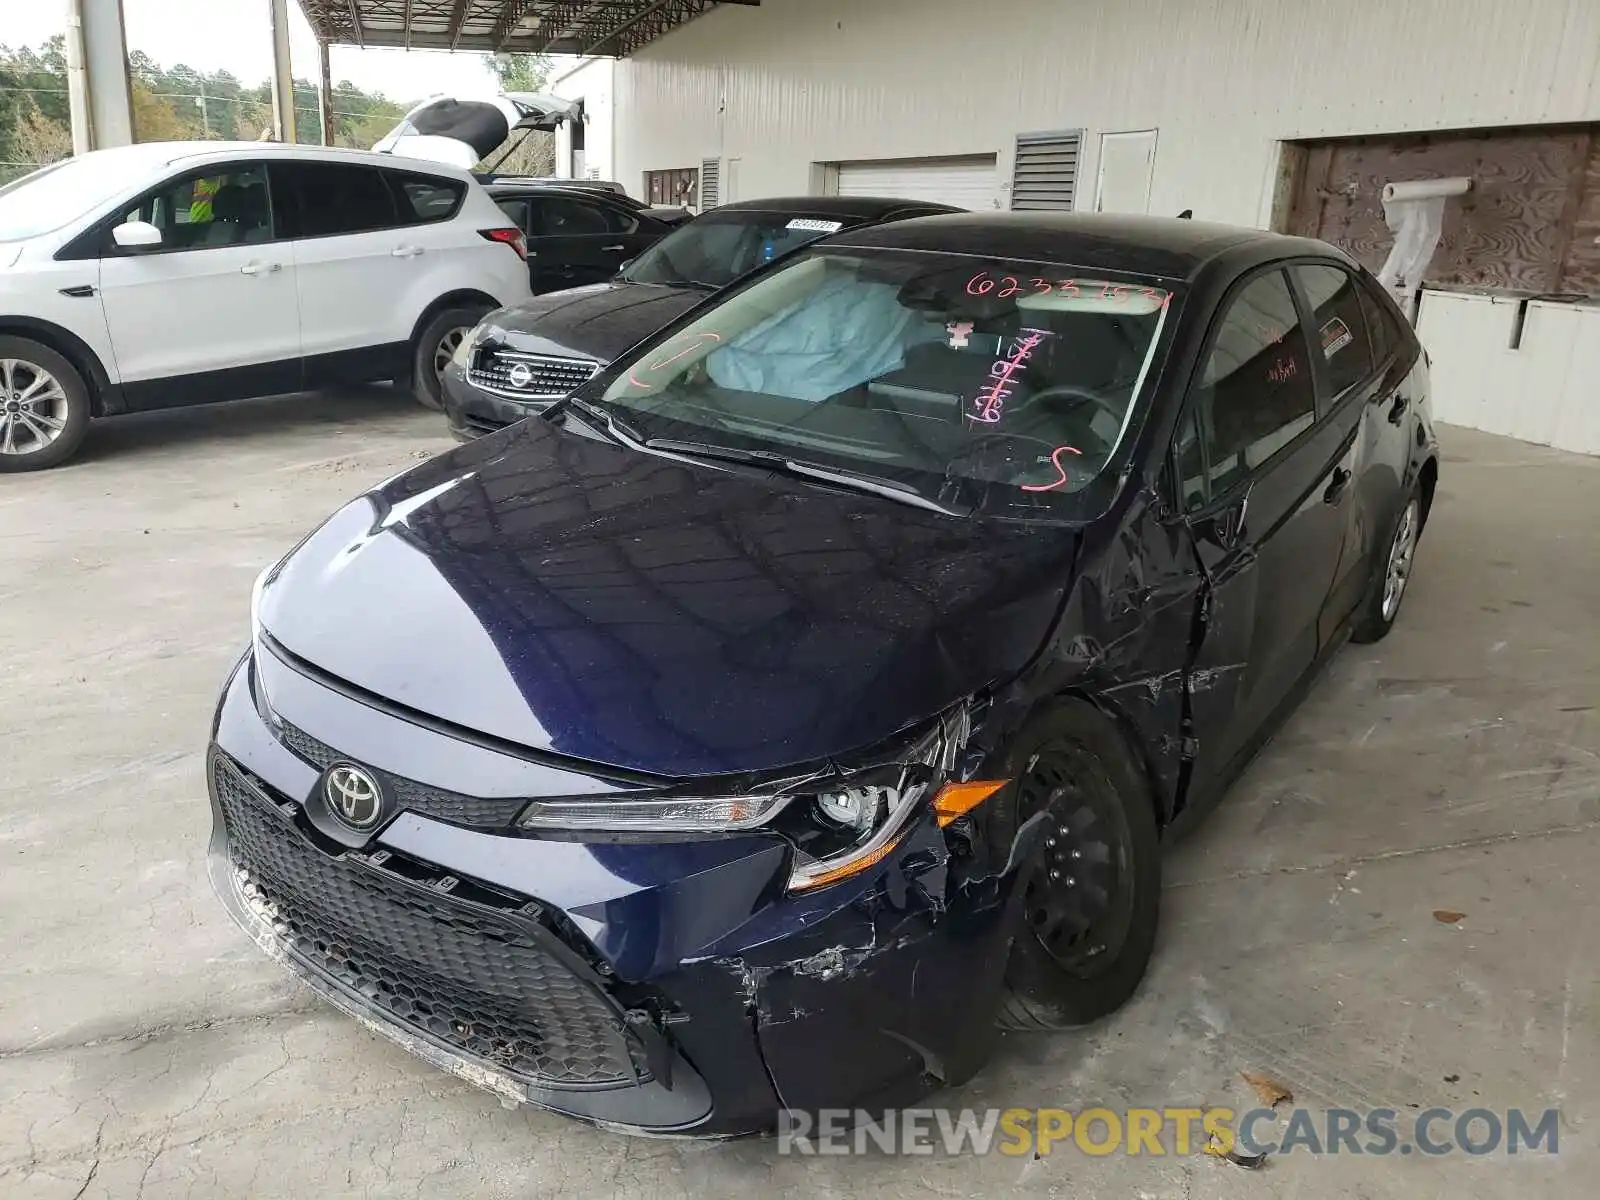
478,281,707,365
257,420,1078,778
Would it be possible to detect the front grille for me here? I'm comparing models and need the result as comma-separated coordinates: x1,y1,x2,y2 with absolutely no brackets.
468,350,600,400
277,720,527,830
214,755,649,1087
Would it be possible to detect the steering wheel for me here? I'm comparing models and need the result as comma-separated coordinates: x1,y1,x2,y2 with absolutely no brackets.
1026,384,1125,424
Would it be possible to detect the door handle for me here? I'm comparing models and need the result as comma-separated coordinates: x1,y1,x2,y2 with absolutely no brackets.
239,261,281,276
601,244,626,252
1323,466,1352,504
391,245,424,258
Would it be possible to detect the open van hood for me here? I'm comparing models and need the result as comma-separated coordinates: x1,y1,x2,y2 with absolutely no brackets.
371,92,581,169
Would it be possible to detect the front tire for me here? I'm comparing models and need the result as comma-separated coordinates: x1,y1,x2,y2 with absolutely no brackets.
0,337,92,473
411,304,490,411
986,702,1161,1031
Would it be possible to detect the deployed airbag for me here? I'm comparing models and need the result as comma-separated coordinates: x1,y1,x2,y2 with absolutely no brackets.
706,276,933,403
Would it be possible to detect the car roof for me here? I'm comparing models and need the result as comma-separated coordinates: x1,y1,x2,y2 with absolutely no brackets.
826,212,1338,281
714,195,964,218
67,140,476,179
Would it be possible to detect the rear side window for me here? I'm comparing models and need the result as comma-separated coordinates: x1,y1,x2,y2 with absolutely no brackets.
1355,273,1408,367
1293,263,1374,399
270,162,397,238
530,196,635,236
386,171,465,224
1194,269,1317,497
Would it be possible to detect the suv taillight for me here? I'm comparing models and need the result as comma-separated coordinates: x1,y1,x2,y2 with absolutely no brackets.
479,227,527,261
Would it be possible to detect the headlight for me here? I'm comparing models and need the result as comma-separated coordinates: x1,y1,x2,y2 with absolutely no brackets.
250,561,272,652
513,706,1011,894
785,769,933,892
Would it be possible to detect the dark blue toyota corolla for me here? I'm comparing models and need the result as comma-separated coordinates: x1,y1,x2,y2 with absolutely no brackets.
209,213,1439,1134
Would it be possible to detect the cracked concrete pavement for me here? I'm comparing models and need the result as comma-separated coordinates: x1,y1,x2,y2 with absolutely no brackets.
1,393,1595,1197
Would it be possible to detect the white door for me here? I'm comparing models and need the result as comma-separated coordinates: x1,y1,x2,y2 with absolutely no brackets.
1095,130,1158,214
272,160,420,357
835,156,1000,211
97,163,301,400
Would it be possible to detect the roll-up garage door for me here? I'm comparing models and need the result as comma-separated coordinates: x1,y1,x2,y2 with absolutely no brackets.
834,155,999,211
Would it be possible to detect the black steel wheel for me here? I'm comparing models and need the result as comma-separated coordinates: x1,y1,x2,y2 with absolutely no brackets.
984,701,1161,1030
1016,748,1136,976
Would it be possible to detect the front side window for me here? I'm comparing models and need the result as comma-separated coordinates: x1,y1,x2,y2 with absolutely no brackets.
118,165,272,251
592,249,1176,518
1194,269,1316,497
621,211,853,290
494,196,530,232
270,162,396,239
1294,263,1375,398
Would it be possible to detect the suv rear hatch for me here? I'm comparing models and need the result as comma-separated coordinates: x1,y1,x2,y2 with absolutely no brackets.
371,93,582,172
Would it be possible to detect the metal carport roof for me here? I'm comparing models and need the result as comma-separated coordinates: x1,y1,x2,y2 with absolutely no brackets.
297,0,759,57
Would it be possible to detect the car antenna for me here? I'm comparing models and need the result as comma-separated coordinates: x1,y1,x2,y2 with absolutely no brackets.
1177,209,1193,219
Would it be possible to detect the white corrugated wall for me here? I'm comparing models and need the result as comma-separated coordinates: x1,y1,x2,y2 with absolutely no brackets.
608,0,1600,454
614,0,1600,227
551,57,616,183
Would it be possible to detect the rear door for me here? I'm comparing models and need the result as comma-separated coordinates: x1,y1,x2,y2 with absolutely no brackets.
270,160,417,376
525,194,649,292
1288,261,1389,642
96,160,301,407
1178,266,1351,793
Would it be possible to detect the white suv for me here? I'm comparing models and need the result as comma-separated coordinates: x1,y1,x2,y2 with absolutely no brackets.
0,141,531,472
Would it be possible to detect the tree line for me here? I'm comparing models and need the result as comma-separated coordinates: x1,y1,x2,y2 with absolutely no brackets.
0,38,552,185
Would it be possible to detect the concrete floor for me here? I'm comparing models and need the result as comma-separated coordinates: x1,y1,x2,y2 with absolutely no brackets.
1,394,1595,1198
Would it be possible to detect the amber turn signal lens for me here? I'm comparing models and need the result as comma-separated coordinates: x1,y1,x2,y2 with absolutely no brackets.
932,779,1009,827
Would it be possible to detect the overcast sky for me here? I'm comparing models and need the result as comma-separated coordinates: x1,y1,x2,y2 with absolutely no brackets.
9,0,500,105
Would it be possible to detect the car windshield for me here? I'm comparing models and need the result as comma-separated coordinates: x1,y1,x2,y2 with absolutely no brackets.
0,156,121,242
620,210,855,289
593,248,1176,519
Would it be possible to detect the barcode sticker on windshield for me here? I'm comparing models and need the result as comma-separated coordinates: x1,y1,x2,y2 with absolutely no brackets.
786,218,845,233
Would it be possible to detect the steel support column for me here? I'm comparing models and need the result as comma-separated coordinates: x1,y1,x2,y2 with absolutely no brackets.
318,40,336,145
268,0,298,143
65,0,135,152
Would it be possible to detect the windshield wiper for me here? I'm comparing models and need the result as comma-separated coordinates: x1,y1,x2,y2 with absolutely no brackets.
643,438,969,516
549,394,646,446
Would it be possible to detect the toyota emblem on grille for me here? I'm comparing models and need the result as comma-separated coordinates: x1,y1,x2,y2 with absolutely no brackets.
324,764,383,829
506,362,534,389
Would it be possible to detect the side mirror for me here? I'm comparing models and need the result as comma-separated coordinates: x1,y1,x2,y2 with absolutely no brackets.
112,220,162,250
1187,494,1248,549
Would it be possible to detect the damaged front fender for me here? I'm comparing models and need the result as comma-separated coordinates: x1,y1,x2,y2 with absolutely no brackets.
683,806,1033,1115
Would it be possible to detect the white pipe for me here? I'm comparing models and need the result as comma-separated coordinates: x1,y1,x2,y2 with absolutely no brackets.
1382,177,1472,203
